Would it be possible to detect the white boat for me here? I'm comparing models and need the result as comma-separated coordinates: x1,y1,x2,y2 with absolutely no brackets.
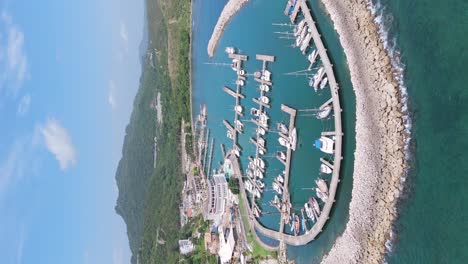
253,206,261,218
235,120,244,132
259,118,269,129
314,136,334,154
261,70,272,82
238,69,245,76
294,20,306,37
254,158,265,169
256,127,266,136
231,59,239,71
273,195,280,205
273,182,283,195
313,67,325,91
316,106,332,119
304,202,315,222
309,197,321,217
256,180,265,189
289,128,297,151
320,77,328,89
316,188,328,203
308,49,318,65
300,33,311,52
277,123,288,134
300,26,308,42
315,178,329,194
254,71,262,78
225,47,236,54
259,148,265,155
259,96,270,104
276,174,284,184
227,130,234,139
260,84,270,92
260,112,269,121
320,163,332,174
257,137,265,148
251,108,261,116
236,79,244,86
278,137,292,149
246,169,253,179
233,148,240,157
235,105,243,114
277,151,287,161
254,169,264,179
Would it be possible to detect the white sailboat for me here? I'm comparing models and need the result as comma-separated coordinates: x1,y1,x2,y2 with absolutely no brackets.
316,188,328,203
235,105,243,114
320,163,332,174
260,96,270,104
316,105,332,119
320,77,328,89
315,178,329,194
260,84,270,92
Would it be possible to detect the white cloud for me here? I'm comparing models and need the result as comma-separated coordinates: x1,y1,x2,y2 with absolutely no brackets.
39,118,77,170
17,93,31,115
0,140,27,201
0,10,29,95
119,21,128,52
108,80,117,110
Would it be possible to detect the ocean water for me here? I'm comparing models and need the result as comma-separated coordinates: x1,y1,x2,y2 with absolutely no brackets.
192,0,356,263
372,0,468,263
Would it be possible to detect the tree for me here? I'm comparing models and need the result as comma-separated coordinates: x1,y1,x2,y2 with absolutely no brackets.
228,177,240,195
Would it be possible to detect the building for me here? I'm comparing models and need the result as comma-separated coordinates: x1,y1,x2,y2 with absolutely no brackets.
204,172,229,221
204,232,220,255
218,225,236,264
178,239,195,255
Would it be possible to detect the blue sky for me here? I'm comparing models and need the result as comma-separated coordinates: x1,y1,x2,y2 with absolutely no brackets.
0,0,144,263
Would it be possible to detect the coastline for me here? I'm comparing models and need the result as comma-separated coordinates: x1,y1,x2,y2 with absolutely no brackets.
207,0,249,57
319,0,407,263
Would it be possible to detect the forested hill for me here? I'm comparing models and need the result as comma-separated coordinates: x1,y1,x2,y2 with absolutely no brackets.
115,0,191,263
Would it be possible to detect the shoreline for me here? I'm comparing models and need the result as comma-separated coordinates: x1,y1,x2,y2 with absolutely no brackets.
319,0,407,263
207,0,249,57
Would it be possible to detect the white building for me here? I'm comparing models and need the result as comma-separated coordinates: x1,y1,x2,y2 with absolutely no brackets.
218,225,236,264
178,239,195,255
204,172,229,221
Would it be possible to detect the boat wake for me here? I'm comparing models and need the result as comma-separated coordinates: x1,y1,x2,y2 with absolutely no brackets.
369,0,412,258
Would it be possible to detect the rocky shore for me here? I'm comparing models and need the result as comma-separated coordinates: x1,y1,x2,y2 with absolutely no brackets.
207,0,249,57
319,0,406,263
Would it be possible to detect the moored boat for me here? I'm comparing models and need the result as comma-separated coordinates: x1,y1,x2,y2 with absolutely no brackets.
225,47,236,54
294,214,300,235
277,151,287,161
289,128,297,151
308,49,318,65
236,79,244,86
235,105,243,114
276,174,284,184
320,77,328,89
316,188,328,203
316,105,332,119
309,197,321,217
304,202,315,222
273,182,283,195
320,163,332,174
251,107,260,116
259,96,270,104
315,178,329,194
254,169,263,179
260,84,270,92
314,136,334,154
277,122,289,134
256,127,266,136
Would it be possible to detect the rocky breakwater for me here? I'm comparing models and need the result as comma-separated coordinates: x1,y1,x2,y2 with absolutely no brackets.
207,0,249,57
319,0,406,263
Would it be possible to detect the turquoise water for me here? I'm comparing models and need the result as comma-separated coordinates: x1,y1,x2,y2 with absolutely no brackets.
372,0,468,263
192,0,356,262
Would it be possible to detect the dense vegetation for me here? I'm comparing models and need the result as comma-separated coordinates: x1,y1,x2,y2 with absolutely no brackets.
114,0,192,263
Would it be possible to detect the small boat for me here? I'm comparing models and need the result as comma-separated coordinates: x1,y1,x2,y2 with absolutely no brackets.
235,105,243,114
260,84,270,92
277,123,289,134
253,207,260,218
225,47,236,54
256,185,263,194
320,77,328,89
278,137,292,149
231,59,239,71
308,49,318,65
313,67,325,91
235,120,244,132
233,148,240,157
273,195,280,205
261,70,272,82
277,151,287,161
315,178,329,194
256,180,265,189
294,214,300,235
300,33,311,52
256,127,266,136
254,169,264,179
304,202,315,222
320,163,332,174
254,158,265,169
273,182,283,195
290,219,295,232
316,188,328,203
289,128,297,151
309,197,321,217
260,112,269,121
245,180,260,199
236,79,244,86
276,174,284,184
259,96,270,104
257,137,265,148
254,71,262,78
259,148,265,155
316,105,332,119
294,19,306,37
314,136,334,154
251,108,261,116
246,169,253,179
227,130,234,139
